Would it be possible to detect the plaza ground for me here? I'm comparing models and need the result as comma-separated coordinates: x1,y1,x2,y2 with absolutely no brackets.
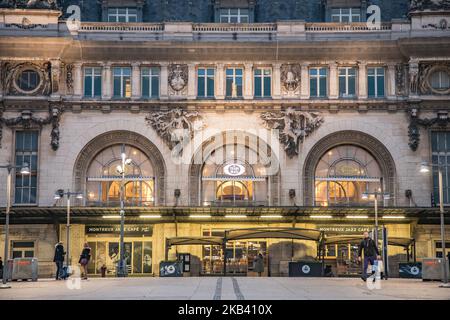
0,277,449,300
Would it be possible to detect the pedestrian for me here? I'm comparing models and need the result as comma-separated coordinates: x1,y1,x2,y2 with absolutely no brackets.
254,252,265,277
0,257,3,279
53,242,65,280
79,243,91,280
357,231,381,282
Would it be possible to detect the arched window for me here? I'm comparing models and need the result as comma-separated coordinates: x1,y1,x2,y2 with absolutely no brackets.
314,145,382,206
430,70,450,91
85,144,155,207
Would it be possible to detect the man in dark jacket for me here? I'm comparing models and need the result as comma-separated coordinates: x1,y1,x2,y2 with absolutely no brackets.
358,231,381,281
53,242,66,280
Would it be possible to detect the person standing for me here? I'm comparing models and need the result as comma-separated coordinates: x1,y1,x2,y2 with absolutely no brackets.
79,243,91,280
53,242,65,280
358,231,381,282
254,252,265,277
0,257,3,279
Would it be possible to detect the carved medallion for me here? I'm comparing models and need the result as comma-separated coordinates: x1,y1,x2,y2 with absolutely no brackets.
168,64,188,95
281,64,301,95
1,61,51,96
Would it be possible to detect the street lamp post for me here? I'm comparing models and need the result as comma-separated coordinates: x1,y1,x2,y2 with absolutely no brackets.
420,161,450,288
0,162,30,289
362,188,390,245
116,145,132,277
54,189,83,270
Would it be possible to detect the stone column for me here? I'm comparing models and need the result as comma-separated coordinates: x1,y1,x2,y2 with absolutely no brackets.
160,62,169,100
102,62,112,100
215,63,225,100
131,62,141,100
187,63,197,100
73,62,83,98
358,61,368,99
244,62,253,100
329,62,338,99
300,62,310,99
387,63,396,99
272,63,282,99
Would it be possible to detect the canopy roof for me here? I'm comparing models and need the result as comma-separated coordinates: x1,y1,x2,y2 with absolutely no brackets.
166,236,224,246
225,227,323,242
324,235,415,248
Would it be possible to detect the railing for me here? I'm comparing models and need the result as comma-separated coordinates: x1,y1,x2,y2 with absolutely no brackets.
79,22,164,32
192,23,277,33
305,22,392,32
204,200,269,207
86,200,155,207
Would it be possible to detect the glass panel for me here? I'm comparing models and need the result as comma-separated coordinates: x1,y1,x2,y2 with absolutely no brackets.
319,77,327,97
198,76,205,96
377,75,385,97
368,76,375,97
87,242,96,274
151,76,159,98
94,76,102,96
263,77,271,97
84,74,92,97
142,77,149,97
143,242,152,273
254,77,262,96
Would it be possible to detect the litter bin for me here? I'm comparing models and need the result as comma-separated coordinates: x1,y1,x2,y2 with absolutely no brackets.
159,261,183,277
11,258,38,281
289,261,323,277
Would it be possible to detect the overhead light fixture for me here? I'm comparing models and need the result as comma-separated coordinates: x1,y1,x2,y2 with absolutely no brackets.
346,215,369,219
102,215,121,219
76,193,84,199
225,215,247,219
361,192,369,200
140,215,161,219
261,215,283,219
310,215,333,219
189,215,212,219
382,215,405,219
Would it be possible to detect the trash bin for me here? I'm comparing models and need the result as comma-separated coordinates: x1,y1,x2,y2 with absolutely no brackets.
159,261,183,277
11,258,38,281
101,265,107,278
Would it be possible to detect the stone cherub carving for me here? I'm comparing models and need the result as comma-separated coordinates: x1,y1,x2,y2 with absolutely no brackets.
145,108,205,151
261,108,324,158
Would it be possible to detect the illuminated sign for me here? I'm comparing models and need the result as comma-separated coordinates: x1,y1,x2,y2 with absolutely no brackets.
223,163,245,176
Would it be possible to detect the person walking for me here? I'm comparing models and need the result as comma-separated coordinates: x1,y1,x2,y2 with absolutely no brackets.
254,252,265,277
53,242,65,280
358,231,381,282
0,257,3,279
79,243,91,280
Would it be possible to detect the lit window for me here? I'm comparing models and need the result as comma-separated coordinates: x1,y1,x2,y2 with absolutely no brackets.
310,67,327,98
226,68,243,98
368,67,385,98
84,67,102,97
219,8,249,23
431,132,450,205
107,7,138,22
113,67,132,98
331,8,361,23
339,67,357,98
15,131,38,204
430,71,450,91
141,67,160,99
197,68,215,98
254,68,271,98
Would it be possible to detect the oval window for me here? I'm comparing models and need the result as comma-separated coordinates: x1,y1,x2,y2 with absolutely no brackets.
430,70,450,91
17,70,40,92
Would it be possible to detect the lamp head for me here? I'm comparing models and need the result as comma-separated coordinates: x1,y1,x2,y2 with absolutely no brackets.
20,162,30,175
361,192,369,200
419,162,431,173
54,189,64,200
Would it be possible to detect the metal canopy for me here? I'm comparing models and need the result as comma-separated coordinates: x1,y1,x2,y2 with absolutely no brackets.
324,235,415,248
166,236,224,246
225,227,323,242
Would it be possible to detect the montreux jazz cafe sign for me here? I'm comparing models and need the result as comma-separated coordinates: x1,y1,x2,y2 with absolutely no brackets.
318,225,372,234
85,225,153,236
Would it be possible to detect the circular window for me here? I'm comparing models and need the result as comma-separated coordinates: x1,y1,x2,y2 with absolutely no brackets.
16,70,40,92
430,70,450,91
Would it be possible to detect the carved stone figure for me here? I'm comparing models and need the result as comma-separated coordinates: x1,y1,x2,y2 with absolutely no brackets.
408,108,450,151
281,64,301,94
65,63,74,94
395,64,407,96
168,64,188,95
410,0,450,12
409,62,419,95
145,108,205,151
0,108,61,150
0,0,59,9
261,108,324,158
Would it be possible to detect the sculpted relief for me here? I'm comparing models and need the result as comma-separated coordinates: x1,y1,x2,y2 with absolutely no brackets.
168,64,188,96
281,64,301,96
1,61,52,96
410,0,450,11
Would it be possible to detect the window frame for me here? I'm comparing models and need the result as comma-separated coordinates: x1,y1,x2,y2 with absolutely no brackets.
367,67,386,98
430,131,450,206
113,66,132,99
339,67,357,98
107,7,138,23
225,67,244,98
13,130,39,206
254,67,272,98
141,66,160,99
219,8,250,23
83,66,102,98
197,67,215,98
309,67,328,98
331,8,362,23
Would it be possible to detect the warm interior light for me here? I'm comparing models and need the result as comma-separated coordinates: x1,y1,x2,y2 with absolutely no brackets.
224,215,247,219
361,192,369,200
102,215,121,219
346,215,369,219
310,215,333,219
76,193,84,199
261,215,283,219
140,215,161,219
189,215,212,219
382,215,405,219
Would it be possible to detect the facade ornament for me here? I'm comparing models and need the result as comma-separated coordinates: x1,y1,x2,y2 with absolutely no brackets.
408,108,450,151
0,0,60,9
423,18,450,29
1,61,51,96
261,108,324,158
410,0,450,12
281,64,301,95
65,63,74,94
50,59,60,95
145,108,205,151
168,64,188,95
0,107,62,150
418,63,450,95
395,64,407,96
409,61,419,95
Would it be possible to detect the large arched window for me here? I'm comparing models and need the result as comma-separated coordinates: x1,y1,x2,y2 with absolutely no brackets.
85,144,155,207
201,144,269,206
314,145,382,206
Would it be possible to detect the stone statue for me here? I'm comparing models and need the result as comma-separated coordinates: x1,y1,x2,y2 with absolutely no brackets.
409,62,419,95
145,108,205,151
281,64,301,94
396,64,406,96
261,108,324,158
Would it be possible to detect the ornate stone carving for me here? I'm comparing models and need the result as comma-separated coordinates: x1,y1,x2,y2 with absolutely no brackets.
410,0,450,12
168,64,188,96
0,0,59,9
145,108,205,151
418,63,450,95
261,108,324,158
423,18,450,29
65,63,74,94
396,64,407,96
1,61,51,96
0,107,62,150
408,108,450,151
409,61,419,95
281,64,301,95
